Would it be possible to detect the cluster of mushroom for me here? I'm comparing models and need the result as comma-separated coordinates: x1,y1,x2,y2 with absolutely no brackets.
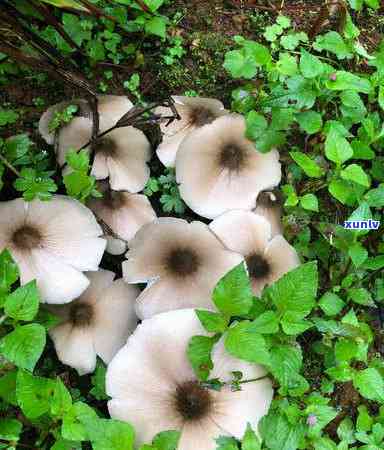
0,94,300,449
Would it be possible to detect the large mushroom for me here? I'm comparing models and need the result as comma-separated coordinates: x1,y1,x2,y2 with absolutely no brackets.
48,269,139,375
40,96,151,193
106,309,273,450
87,181,157,255
210,210,300,296
0,196,106,304
122,218,242,319
155,96,228,167
176,114,281,219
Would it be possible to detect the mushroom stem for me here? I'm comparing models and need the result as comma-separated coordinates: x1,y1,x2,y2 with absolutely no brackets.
0,153,21,177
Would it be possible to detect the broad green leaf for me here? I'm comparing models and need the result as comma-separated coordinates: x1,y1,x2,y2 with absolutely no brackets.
224,51,257,79
0,109,19,126
225,321,270,365
281,313,312,335
348,243,368,267
242,424,261,450
187,335,217,381
196,310,229,333
314,32,353,60
143,0,164,12
0,418,22,441
215,436,239,450
51,378,72,417
290,152,324,178
353,368,384,402
300,194,319,212
249,311,279,334
276,15,291,28
90,360,107,401
276,53,298,76
152,430,180,450
212,263,253,317
265,262,317,319
348,288,374,306
335,338,358,362
325,71,372,93
40,0,89,10
361,255,384,270
245,111,268,141
325,129,353,165
16,370,55,419
4,280,40,321
328,179,360,206
286,76,316,109
296,111,323,134
299,49,324,78
0,249,19,298
364,186,384,208
0,371,17,405
89,419,135,450
319,292,345,316
0,324,46,371
145,16,166,39
260,411,306,450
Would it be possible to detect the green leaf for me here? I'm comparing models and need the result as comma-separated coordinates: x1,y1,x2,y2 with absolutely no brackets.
245,111,268,141
296,111,323,134
215,436,239,450
276,53,298,76
196,310,229,333
300,194,319,212
319,292,345,316
0,324,46,371
0,109,19,126
143,0,164,12
0,371,17,405
0,249,19,298
249,311,279,334
290,152,324,178
4,134,32,162
286,76,316,109
314,32,353,60
16,370,55,419
276,15,291,28
325,71,372,93
187,335,217,381
264,24,283,42
361,255,384,270
152,430,180,450
51,378,72,417
89,419,135,450
4,280,40,321
90,360,107,401
14,167,57,201
145,16,166,39
40,0,89,10
353,368,384,402
265,261,317,319
357,405,373,433
364,186,384,208
343,12,360,39
348,288,374,306
212,263,253,317
242,424,261,450
335,338,358,362
299,49,324,78
348,243,368,267
0,419,22,441
281,313,312,335
325,129,353,165
260,410,306,450
225,321,270,365
224,40,270,79
328,179,359,206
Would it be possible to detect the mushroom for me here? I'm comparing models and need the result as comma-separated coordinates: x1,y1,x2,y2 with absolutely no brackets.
155,96,228,167
39,95,134,145
106,309,273,450
175,114,281,219
0,196,106,304
254,189,284,237
122,218,242,319
87,181,157,255
210,210,300,296
48,269,139,375
41,96,151,193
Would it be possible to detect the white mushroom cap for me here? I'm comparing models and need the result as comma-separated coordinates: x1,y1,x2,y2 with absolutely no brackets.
155,96,228,167
39,95,133,146
87,182,157,255
175,114,282,219
106,309,273,449
254,190,284,237
48,269,139,375
0,196,106,304
210,210,300,296
122,218,243,319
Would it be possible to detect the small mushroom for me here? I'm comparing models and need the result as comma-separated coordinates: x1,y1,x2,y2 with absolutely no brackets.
0,196,106,304
106,309,273,449
155,96,228,167
176,114,281,219
254,189,284,237
39,95,133,145
210,210,300,296
87,181,157,255
48,269,139,375
122,218,242,319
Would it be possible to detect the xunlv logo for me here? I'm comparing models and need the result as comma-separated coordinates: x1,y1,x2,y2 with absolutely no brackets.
343,220,380,230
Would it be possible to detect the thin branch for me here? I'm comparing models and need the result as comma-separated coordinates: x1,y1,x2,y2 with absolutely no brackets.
0,153,21,178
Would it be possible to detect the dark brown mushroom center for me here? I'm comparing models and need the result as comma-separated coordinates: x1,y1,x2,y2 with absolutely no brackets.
166,248,200,277
189,107,216,127
69,303,94,327
102,189,126,210
94,137,117,157
246,253,271,279
12,225,42,250
174,381,212,421
219,143,246,171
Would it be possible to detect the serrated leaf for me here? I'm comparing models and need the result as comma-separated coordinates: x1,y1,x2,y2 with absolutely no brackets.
325,129,353,165
196,310,229,333
299,49,324,78
290,152,324,178
187,335,217,381
4,280,40,321
353,368,384,402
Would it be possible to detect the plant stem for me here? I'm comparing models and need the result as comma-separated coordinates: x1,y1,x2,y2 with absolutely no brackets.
0,153,21,177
